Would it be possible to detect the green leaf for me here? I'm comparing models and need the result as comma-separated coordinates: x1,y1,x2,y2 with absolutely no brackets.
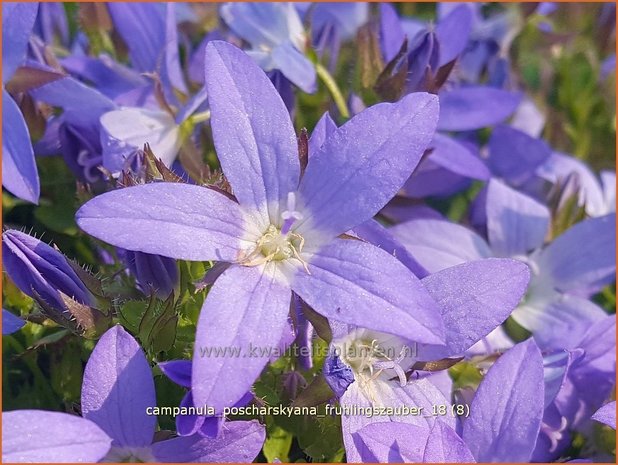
292,375,334,408
503,316,532,342
298,412,345,462
154,373,186,431
592,420,617,456
50,341,83,402
118,300,147,334
27,329,71,351
2,275,34,312
137,293,178,355
263,425,293,463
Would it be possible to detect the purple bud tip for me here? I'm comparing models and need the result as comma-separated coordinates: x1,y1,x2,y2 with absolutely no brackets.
2,229,93,312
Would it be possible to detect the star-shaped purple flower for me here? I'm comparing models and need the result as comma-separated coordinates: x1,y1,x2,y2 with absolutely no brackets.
220,2,316,93
76,40,444,412
392,179,616,349
323,257,530,461
2,325,265,463
345,339,546,463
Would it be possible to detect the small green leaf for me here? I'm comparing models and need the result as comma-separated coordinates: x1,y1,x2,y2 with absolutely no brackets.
263,425,293,463
34,203,79,236
118,300,147,334
27,329,71,351
503,316,532,342
50,341,83,402
292,375,334,408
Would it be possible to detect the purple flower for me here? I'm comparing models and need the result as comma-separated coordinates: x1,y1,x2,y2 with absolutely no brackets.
557,315,615,422
118,249,179,299
2,410,112,463
2,229,94,314
76,40,443,412
533,315,616,460
486,124,552,186
220,3,317,93
400,84,523,199
355,419,475,462
592,401,616,430
306,2,368,71
2,2,40,204
107,3,187,102
292,294,314,370
536,151,616,217
60,53,148,102
31,65,198,175
100,106,183,172
28,64,117,177
323,258,530,461
379,3,473,95
57,120,106,183
2,325,266,463
34,75,193,176
434,85,522,139
438,3,519,84
307,111,428,277
158,359,253,438
463,339,545,462
33,2,69,46
2,308,25,335
379,3,473,68
309,3,368,43
376,4,525,199
406,89,523,199
30,3,209,176
392,179,616,349
511,97,546,138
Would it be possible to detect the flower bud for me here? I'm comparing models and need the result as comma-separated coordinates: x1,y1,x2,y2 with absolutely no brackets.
118,249,179,298
1,229,111,337
3,229,94,311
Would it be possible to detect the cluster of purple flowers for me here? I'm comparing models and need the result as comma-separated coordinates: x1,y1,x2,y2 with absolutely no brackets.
2,2,615,463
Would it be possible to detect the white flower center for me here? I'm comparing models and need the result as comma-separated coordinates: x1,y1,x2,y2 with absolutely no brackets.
238,192,309,272
334,330,414,392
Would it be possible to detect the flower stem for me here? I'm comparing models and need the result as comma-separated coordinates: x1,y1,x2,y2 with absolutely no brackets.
180,110,211,142
315,62,350,119
190,110,211,124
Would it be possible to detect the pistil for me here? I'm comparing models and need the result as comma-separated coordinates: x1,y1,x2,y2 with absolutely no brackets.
280,192,304,235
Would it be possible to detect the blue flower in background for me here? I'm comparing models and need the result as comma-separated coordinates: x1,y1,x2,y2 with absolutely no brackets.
221,2,317,93
2,309,25,335
2,3,40,204
392,179,616,350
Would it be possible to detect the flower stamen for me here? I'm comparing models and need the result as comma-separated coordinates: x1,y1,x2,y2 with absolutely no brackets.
237,225,309,273
339,335,411,391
